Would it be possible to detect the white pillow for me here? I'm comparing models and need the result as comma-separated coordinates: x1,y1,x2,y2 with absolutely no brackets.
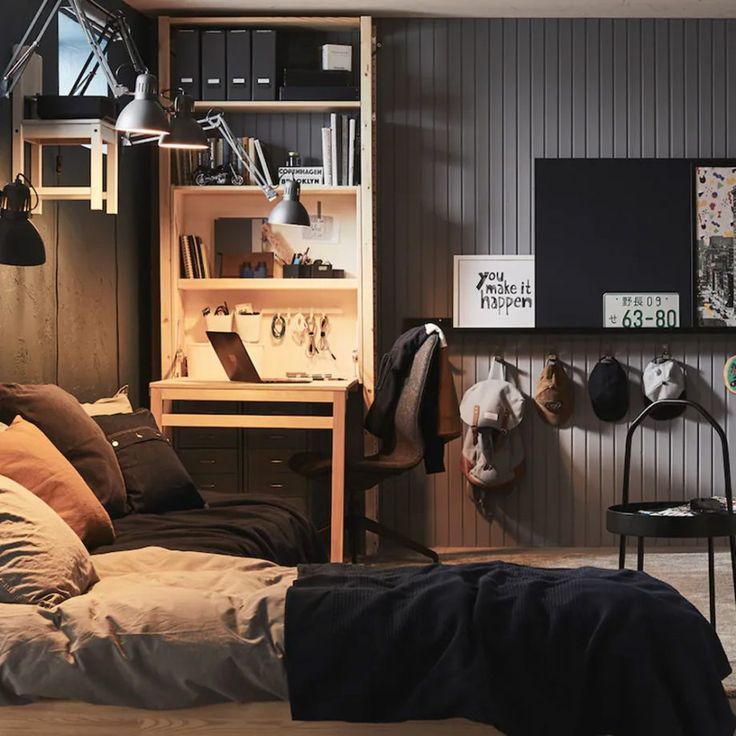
81,385,134,417
0,474,98,608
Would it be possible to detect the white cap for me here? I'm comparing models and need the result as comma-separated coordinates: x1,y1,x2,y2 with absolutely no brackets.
642,359,686,403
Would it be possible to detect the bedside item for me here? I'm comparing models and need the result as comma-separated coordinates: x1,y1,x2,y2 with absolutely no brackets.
588,356,629,422
321,44,352,71
0,417,115,548
0,383,126,517
93,410,205,514
252,29,277,100
534,354,574,426
0,174,45,266
81,385,134,417
271,313,287,340
0,474,99,608
235,309,262,343
642,355,687,420
226,29,251,100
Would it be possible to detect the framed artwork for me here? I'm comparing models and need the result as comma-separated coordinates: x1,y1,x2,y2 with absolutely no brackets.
695,164,736,327
453,255,535,328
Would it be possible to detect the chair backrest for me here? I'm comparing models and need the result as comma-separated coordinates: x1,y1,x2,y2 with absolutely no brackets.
378,333,439,470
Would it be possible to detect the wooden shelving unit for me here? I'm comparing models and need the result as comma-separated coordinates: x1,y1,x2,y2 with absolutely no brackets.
157,15,375,395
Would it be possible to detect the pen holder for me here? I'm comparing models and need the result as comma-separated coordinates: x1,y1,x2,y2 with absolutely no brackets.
235,312,262,343
283,264,302,278
205,313,233,332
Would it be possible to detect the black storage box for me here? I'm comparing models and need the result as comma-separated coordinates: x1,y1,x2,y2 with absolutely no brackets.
304,263,333,278
282,69,352,87
278,86,359,101
283,264,303,278
35,95,117,121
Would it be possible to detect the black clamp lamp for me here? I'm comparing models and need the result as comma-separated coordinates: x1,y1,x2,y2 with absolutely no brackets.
0,175,45,267
1,0,169,136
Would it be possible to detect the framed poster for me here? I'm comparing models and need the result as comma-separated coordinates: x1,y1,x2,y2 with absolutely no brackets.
695,164,736,327
453,255,535,328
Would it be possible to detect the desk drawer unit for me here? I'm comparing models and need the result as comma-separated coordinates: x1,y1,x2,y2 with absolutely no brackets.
179,447,239,475
177,427,239,449
191,473,241,494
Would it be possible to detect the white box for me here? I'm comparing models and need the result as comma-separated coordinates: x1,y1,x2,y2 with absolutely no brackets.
321,44,352,72
187,343,228,380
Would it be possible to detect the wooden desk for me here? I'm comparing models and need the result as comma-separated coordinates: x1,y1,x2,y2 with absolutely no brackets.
150,378,357,563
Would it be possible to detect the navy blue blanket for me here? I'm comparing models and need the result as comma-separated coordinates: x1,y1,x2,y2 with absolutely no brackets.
285,562,735,735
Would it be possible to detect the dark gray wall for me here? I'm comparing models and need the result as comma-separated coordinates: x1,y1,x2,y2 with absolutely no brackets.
0,0,153,406
376,18,736,548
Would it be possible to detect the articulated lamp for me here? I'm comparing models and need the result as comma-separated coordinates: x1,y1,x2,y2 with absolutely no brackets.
0,175,45,267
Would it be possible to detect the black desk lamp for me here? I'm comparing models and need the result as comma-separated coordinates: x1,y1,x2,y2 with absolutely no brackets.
267,180,311,227
0,175,45,266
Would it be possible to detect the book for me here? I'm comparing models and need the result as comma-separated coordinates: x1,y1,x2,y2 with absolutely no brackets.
180,235,194,278
330,113,338,186
321,127,332,185
248,138,256,185
254,139,273,186
196,236,210,278
348,117,356,186
341,114,349,187
189,235,201,278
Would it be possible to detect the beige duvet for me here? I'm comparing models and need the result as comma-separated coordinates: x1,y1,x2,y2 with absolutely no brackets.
0,547,296,709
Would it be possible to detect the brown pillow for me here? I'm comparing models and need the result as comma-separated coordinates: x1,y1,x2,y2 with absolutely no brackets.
0,474,98,608
0,417,115,548
0,384,126,517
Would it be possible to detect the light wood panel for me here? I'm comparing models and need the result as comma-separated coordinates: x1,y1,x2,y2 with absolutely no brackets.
193,100,361,113
376,18,736,549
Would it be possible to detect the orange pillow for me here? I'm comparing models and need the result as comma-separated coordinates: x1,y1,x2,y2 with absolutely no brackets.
0,417,114,548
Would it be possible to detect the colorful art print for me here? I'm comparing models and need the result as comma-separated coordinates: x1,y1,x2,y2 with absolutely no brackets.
696,166,736,327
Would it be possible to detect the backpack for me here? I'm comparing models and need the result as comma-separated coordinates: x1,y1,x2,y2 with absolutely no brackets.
459,358,525,498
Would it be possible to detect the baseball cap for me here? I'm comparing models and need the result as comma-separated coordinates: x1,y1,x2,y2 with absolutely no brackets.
588,356,629,422
534,355,574,426
642,359,686,420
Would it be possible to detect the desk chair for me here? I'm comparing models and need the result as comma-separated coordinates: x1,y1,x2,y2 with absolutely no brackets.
289,335,440,563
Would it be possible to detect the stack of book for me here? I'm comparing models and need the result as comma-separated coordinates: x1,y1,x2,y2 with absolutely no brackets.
321,113,357,186
179,234,211,278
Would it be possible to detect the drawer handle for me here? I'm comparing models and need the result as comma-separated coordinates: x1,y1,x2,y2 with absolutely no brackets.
269,483,285,489
199,459,217,464
270,459,285,465
200,484,216,489
268,434,286,440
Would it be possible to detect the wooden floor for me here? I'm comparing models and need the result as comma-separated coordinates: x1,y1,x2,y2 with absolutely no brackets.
0,701,502,736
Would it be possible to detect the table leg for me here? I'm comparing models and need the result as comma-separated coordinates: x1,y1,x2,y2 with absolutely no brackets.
106,135,118,215
90,125,103,211
729,536,736,608
150,387,164,430
330,391,347,563
636,537,644,571
618,535,626,569
708,536,717,630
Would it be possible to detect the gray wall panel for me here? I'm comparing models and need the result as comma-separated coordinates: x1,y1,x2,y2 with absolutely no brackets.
376,18,736,548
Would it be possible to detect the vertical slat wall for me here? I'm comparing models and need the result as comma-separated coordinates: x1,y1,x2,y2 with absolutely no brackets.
376,18,736,549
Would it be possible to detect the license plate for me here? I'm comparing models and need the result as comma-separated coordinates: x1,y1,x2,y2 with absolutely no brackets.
603,293,680,328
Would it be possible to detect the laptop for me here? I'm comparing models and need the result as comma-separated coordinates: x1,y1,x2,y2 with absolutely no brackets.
206,331,312,383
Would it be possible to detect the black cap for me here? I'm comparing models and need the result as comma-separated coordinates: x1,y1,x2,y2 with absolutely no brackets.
588,356,629,422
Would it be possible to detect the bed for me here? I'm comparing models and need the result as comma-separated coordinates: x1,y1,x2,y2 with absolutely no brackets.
91,492,326,566
0,548,733,736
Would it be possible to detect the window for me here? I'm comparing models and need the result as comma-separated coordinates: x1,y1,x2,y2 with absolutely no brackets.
58,11,107,96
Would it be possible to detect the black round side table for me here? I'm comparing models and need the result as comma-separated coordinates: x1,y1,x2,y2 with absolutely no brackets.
606,399,736,631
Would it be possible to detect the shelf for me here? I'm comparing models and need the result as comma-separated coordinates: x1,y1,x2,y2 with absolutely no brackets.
168,16,361,30
172,185,359,196
178,278,359,291
192,100,360,114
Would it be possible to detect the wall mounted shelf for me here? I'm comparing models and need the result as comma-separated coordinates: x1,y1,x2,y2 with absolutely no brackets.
192,100,361,114
178,278,359,291
172,185,360,196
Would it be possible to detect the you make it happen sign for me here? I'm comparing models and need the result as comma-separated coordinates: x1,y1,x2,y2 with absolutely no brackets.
453,255,535,328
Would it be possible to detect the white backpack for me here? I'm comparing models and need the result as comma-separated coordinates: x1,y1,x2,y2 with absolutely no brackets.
460,358,525,494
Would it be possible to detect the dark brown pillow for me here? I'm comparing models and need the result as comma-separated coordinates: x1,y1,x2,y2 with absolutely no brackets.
0,384,126,518
93,410,205,513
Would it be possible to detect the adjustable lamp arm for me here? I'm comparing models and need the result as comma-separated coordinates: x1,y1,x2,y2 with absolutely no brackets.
1,0,147,99
200,113,277,201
